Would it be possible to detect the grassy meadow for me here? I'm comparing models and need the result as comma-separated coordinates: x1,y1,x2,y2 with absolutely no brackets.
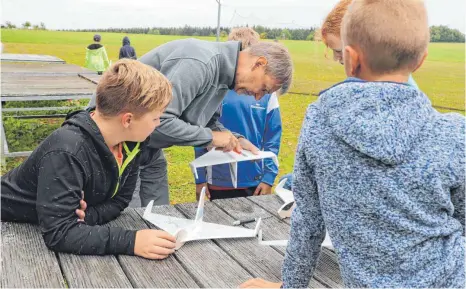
1,29,465,203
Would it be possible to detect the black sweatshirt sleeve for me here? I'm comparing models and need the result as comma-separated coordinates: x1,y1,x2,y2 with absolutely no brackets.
84,161,138,226
36,152,136,255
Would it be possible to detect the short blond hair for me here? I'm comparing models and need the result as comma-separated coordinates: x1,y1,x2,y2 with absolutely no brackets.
228,27,260,49
321,0,352,45
342,0,430,74
96,59,172,117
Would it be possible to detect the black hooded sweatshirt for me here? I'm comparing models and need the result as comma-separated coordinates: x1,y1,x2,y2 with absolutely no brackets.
119,36,137,60
1,109,145,256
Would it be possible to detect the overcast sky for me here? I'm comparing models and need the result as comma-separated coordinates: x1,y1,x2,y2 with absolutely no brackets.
2,0,465,32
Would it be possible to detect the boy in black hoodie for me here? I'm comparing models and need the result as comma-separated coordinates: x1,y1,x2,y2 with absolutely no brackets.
119,36,137,60
1,59,176,260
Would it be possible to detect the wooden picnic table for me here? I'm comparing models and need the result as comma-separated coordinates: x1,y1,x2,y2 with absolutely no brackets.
1,194,343,288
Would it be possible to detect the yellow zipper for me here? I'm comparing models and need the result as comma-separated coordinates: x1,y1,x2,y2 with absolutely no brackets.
112,142,141,198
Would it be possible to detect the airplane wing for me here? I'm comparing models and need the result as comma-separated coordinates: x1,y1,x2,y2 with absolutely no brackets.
275,178,294,203
143,201,196,235
181,218,262,243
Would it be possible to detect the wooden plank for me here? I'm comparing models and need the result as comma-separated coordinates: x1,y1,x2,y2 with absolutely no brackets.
1,54,65,63
136,205,253,288
1,74,96,97
58,253,132,288
1,62,93,74
1,222,65,288
110,209,199,288
212,197,327,288
78,73,101,84
246,196,345,288
176,201,287,284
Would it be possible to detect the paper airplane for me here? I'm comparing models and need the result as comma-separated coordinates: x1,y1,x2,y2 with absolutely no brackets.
190,149,279,188
274,178,334,250
143,187,262,249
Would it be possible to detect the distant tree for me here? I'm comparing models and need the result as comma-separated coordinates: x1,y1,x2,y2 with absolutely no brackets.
148,29,160,35
280,29,292,40
430,25,465,43
33,24,40,30
306,31,315,41
22,21,31,29
40,22,46,30
220,30,228,37
5,21,16,29
260,32,268,39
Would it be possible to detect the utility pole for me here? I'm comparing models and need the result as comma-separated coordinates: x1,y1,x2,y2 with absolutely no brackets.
216,0,221,41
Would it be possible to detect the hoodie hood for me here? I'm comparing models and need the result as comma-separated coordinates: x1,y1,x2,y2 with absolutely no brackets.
319,78,434,165
122,36,130,46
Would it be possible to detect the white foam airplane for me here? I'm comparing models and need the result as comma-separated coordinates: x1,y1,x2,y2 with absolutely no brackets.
143,187,262,249
273,178,334,250
189,149,279,188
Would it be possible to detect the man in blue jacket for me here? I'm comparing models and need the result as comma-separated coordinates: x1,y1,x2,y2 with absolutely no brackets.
194,28,282,200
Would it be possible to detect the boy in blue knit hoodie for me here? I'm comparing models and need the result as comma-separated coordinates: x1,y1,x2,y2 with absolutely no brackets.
241,0,465,288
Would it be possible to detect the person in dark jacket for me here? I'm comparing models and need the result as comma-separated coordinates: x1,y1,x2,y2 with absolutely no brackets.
119,36,137,60
1,59,176,260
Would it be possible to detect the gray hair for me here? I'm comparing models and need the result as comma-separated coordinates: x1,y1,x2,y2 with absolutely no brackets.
246,42,293,95
228,27,260,49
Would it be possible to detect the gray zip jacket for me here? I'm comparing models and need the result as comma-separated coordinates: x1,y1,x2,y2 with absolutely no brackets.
88,38,241,148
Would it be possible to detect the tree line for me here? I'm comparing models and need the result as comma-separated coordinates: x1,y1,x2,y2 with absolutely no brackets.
2,22,464,42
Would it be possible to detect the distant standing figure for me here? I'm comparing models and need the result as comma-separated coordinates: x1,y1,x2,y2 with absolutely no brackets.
119,36,137,60
85,34,110,75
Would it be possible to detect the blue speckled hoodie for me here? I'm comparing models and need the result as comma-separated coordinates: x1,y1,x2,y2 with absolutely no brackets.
282,78,465,288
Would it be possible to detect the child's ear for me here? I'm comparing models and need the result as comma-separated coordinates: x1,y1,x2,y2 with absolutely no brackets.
344,45,360,77
121,113,133,128
412,49,428,73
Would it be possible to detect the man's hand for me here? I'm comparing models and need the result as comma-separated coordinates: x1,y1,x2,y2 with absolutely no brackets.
76,191,86,222
238,137,259,155
134,229,176,260
196,183,211,200
239,278,282,288
212,131,241,153
253,183,272,196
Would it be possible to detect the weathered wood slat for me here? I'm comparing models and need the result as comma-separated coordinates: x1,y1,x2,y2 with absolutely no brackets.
176,201,286,283
58,253,132,288
212,197,327,288
1,222,65,288
78,73,101,84
1,74,96,96
136,205,253,288
246,195,345,288
110,209,199,288
1,62,94,74
1,54,65,63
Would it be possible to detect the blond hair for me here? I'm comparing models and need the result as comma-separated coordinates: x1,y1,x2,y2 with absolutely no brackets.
321,0,352,45
342,0,430,74
228,27,260,49
96,59,172,117
246,42,293,95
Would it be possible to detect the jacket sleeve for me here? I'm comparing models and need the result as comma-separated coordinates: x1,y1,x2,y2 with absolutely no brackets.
119,47,124,60
36,152,136,256
261,94,282,186
282,106,325,288
148,59,215,148
102,47,110,70
194,147,208,184
84,158,138,226
206,105,243,139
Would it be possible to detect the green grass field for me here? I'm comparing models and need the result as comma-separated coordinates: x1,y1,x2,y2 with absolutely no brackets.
1,29,465,203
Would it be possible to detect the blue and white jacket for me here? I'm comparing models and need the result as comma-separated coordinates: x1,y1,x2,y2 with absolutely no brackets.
194,90,282,188
282,78,465,288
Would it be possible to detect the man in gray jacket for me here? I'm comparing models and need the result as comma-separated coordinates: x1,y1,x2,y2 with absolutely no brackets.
90,38,293,206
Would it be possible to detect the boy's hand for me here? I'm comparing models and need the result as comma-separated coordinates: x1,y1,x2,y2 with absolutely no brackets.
238,137,259,155
253,183,272,196
196,183,211,200
239,278,282,288
134,229,176,260
76,191,87,222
